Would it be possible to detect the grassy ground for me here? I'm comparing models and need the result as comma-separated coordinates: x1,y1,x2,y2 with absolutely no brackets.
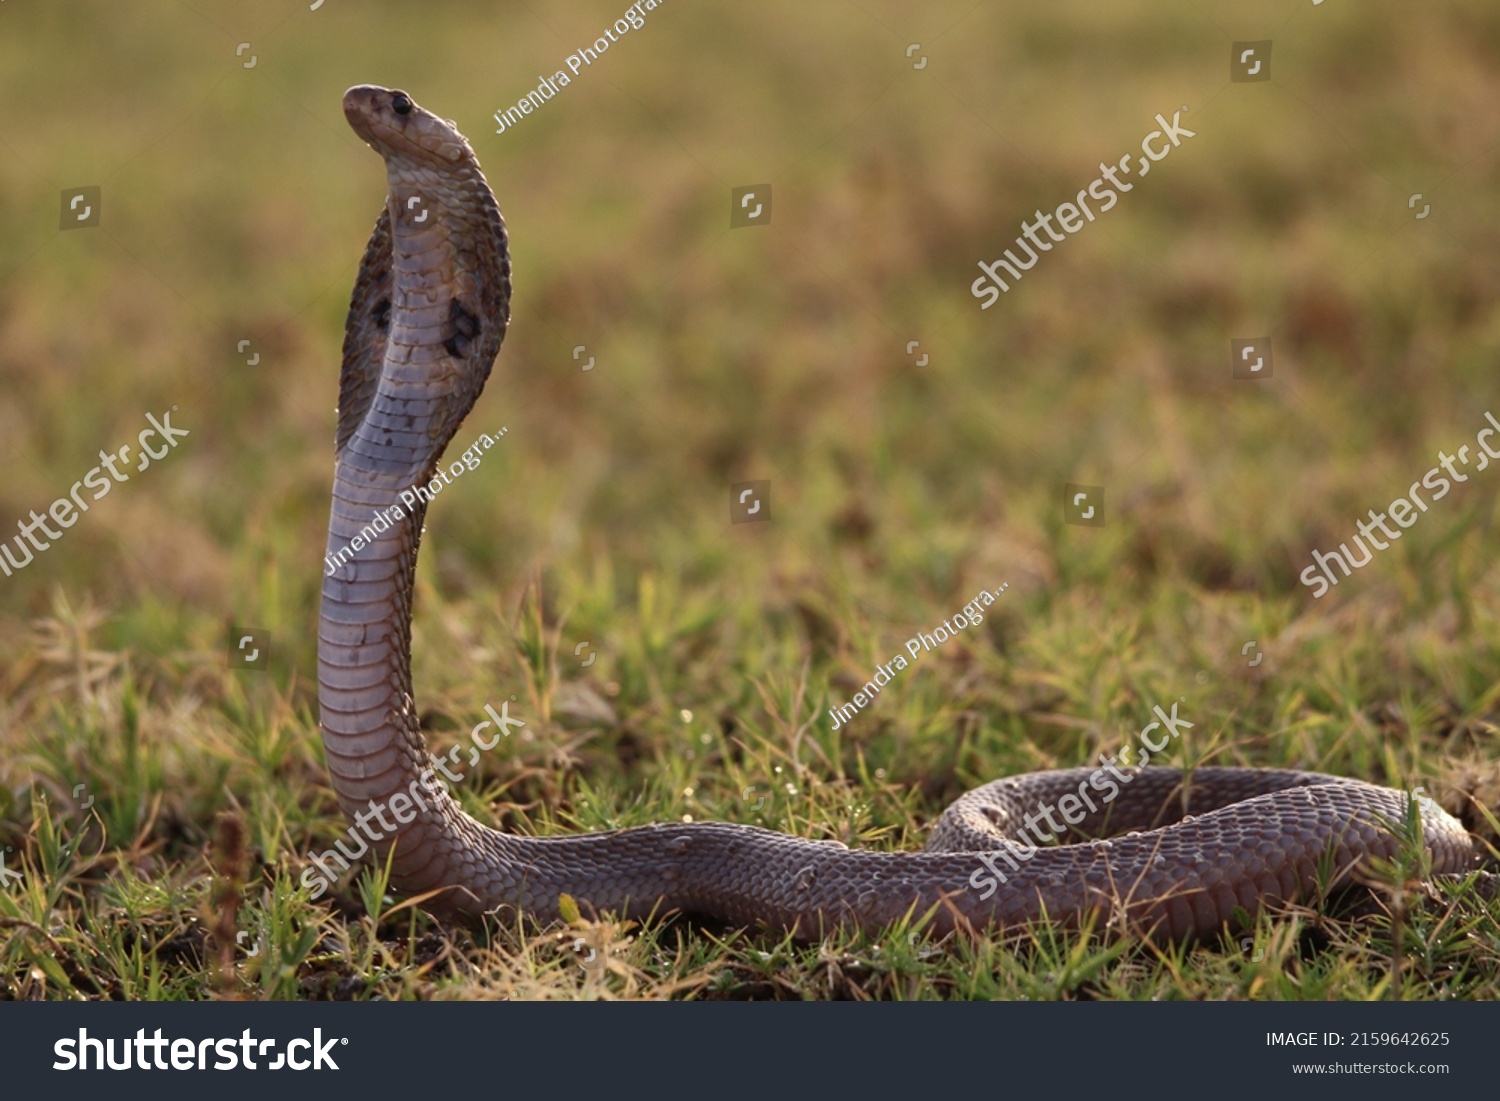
3,0,1500,1000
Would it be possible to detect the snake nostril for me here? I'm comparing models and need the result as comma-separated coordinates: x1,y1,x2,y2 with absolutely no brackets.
391,91,412,116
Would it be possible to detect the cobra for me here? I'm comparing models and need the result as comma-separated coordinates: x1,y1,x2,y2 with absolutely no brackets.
318,85,1478,943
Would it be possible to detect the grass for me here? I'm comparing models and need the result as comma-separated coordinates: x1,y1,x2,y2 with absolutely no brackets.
3,0,1500,1000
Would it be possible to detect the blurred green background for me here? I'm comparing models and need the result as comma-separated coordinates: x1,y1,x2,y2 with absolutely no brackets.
2,0,1500,997
3,0,1498,632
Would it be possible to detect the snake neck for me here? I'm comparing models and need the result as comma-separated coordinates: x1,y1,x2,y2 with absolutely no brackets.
316,129,511,908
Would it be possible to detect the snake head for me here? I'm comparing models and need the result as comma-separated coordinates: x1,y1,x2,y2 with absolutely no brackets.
343,85,472,166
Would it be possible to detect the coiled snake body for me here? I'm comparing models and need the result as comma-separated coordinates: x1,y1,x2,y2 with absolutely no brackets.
318,86,1476,942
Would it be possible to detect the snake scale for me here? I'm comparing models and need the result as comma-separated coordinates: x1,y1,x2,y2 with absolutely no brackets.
317,85,1477,943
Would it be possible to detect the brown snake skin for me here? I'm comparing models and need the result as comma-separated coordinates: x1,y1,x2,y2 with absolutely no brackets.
317,85,1478,943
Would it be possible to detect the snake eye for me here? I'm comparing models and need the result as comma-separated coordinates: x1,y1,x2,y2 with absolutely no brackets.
391,92,412,116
